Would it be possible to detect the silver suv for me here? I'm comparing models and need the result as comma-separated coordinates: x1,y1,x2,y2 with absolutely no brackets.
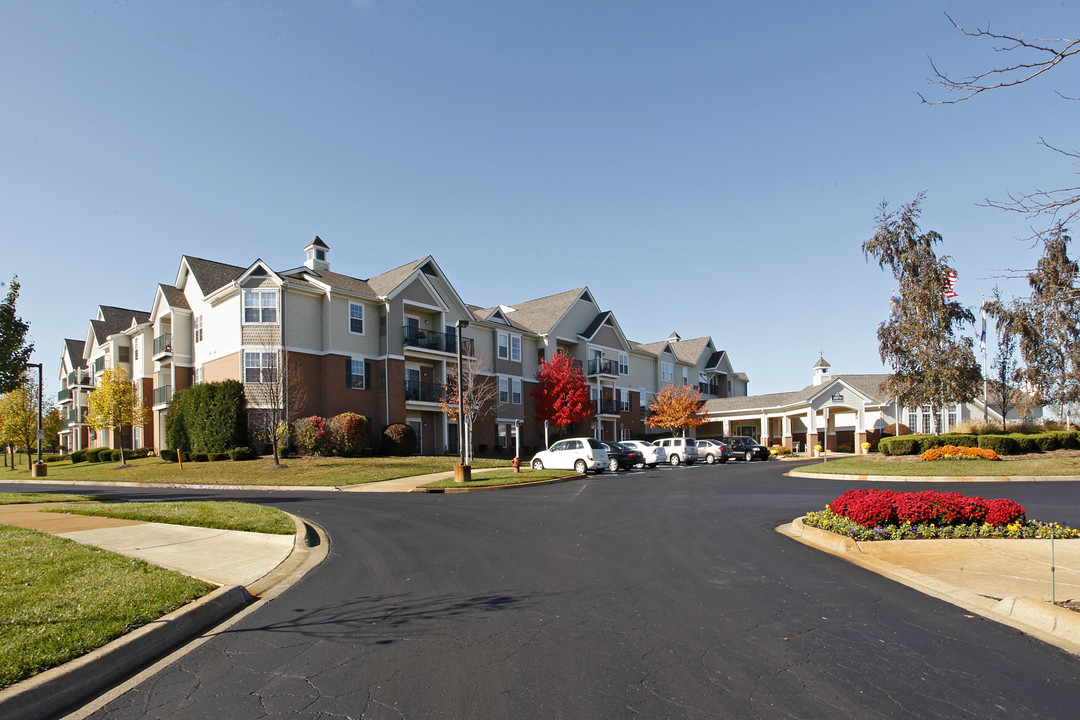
655,437,698,466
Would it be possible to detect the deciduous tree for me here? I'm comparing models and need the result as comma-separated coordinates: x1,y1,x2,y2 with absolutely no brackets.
990,329,1023,431
986,225,1080,427
0,374,55,467
87,367,142,465
863,194,982,431
644,384,706,437
244,347,308,465
440,351,499,463
0,276,33,394
531,352,593,441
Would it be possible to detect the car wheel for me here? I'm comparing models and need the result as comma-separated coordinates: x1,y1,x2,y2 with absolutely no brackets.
719,457,728,464
744,451,753,462
608,458,620,473
705,453,715,464
531,458,544,470
648,463,657,468
574,459,587,474
670,454,680,466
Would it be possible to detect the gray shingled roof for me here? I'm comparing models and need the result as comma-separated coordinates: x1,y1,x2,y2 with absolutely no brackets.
90,306,150,343
499,287,587,335
303,267,378,297
579,311,612,340
633,339,671,357
367,257,429,297
703,374,891,414
158,284,190,311
705,350,726,369
184,256,246,295
669,336,712,365
64,339,86,369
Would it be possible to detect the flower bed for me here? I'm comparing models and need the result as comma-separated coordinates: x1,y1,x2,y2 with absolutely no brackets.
920,445,999,462
803,488,1079,541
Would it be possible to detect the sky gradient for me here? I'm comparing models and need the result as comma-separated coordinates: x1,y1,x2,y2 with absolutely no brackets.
3,1,1077,396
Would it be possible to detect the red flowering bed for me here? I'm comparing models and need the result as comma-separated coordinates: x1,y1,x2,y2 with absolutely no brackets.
830,489,1025,528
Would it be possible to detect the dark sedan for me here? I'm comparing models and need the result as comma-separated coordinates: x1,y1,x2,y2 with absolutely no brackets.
722,436,771,461
601,442,644,472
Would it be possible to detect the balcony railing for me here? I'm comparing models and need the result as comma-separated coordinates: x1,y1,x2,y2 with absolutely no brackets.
698,382,720,396
587,357,619,376
57,388,72,402
68,370,92,387
153,333,172,356
404,380,444,403
93,357,105,373
596,399,619,415
153,385,172,406
402,326,473,355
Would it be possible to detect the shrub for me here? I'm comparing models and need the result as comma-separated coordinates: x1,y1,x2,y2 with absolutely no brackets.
1007,433,1041,453
229,446,257,461
830,489,1025,528
192,452,209,462
920,445,999,461
210,452,230,462
938,433,978,448
836,443,854,454
978,434,1019,456
70,450,87,464
110,450,123,462
165,380,247,454
329,413,370,457
382,423,417,456
770,445,793,457
879,436,920,456
85,448,104,463
161,450,178,463
292,416,332,456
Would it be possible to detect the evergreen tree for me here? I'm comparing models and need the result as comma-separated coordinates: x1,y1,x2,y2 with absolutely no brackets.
0,276,33,394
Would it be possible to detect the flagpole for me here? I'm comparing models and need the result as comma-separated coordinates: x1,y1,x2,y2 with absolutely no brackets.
981,295,988,424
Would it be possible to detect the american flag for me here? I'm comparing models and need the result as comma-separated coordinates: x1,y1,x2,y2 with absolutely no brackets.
943,270,958,299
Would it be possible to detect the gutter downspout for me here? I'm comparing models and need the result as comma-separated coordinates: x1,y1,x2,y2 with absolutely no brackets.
385,300,391,430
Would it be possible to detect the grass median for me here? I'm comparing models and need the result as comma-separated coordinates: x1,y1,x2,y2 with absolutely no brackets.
419,468,576,489
24,454,511,486
41,500,296,534
798,451,1080,477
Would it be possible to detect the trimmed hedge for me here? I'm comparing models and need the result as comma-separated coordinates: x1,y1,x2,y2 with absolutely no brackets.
229,446,257,461
70,450,87,464
85,448,104,463
937,433,978,448
382,423,417,456
329,412,371,457
978,434,1020,455
192,452,209,463
879,436,922,456
165,380,247,454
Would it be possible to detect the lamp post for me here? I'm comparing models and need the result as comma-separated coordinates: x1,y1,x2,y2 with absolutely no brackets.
26,362,46,477
454,320,470,482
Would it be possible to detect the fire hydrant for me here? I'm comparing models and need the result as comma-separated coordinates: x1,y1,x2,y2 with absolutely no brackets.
512,456,521,473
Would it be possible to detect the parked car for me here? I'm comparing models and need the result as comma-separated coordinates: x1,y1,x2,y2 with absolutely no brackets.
695,439,731,464
621,440,666,468
600,441,644,472
655,437,698,465
530,438,609,474
722,436,770,461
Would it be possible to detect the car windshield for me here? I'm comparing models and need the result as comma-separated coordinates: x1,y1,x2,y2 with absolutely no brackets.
587,439,606,450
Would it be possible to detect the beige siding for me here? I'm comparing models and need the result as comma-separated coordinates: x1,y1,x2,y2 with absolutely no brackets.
591,324,622,351
330,296,380,356
521,335,540,378
398,277,440,306
203,293,242,359
286,291,324,351
242,324,281,347
556,299,600,338
172,313,193,360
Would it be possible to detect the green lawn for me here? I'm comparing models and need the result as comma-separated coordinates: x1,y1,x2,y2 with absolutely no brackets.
420,468,576,488
0,525,212,689
42,500,296,534
801,453,1080,477
0,492,112,505
16,454,511,486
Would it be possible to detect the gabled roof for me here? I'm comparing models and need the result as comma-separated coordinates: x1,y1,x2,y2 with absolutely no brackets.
181,256,246,296
468,304,511,325
306,235,329,249
702,374,891,414
632,339,676,358
579,310,632,351
89,306,150,344
497,287,591,335
64,339,86,369
668,336,713,365
705,350,728,370
158,284,190,311
367,257,430,297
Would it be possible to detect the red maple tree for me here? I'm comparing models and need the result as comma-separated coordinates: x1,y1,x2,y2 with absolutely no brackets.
532,352,594,429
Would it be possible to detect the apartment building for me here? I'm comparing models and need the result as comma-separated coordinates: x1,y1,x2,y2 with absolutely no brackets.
59,237,749,456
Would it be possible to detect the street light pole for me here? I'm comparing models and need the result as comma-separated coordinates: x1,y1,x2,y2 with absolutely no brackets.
26,362,45,476
454,320,470,482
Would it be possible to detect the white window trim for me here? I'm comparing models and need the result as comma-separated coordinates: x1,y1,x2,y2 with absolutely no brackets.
499,376,509,403
349,302,365,335
497,332,509,360
512,378,522,405
618,353,629,375
661,361,673,383
511,335,521,362
349,357,366,390
243,350,278,383
243,289,278,324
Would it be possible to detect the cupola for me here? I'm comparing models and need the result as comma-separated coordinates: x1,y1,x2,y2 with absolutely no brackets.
304,236,329,271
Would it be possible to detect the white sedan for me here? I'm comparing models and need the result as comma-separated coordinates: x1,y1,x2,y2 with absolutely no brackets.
620,440,666,468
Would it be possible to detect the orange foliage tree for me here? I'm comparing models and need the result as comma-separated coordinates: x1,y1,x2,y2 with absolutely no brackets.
645,384,706,436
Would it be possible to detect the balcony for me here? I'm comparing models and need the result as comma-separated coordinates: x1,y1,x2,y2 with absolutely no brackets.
153,333,172,357
68,370,92,387
596,399,619,416
153,385,172,406
93,357,105,373
403,326,473,356
698,382,720,396
57,388,72,403
587,357,618,376
404,380,444,403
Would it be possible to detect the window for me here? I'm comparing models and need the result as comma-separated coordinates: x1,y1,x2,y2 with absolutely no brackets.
621,427,631,441
683,368,689,386
512,378,522,405
244,352,277,383
907,409,919,432
347,358,366,389
921,405,931,433
195,366,204,384
134,338,140,361
497,333,509,360
618,353,629,375
118,346,130,364
499,377,509,403
244,290,278,323
948,404,957,428
511,335,521,362
349,303,364,334
619,389,630,412
194,315,203,342
661,361,673,382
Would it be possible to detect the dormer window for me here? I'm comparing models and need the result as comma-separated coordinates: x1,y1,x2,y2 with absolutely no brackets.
244,289,278,323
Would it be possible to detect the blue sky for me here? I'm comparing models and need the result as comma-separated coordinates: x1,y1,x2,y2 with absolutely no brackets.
3,1,1077,396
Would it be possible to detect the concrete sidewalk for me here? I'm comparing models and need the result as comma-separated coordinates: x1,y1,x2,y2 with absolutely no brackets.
779,518,1080,656
0,501,326,720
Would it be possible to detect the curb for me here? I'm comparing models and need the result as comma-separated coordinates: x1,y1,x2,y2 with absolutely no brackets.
786,469,1080,483
777,517,1080,657
0,512,328,720
412,474,583,492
